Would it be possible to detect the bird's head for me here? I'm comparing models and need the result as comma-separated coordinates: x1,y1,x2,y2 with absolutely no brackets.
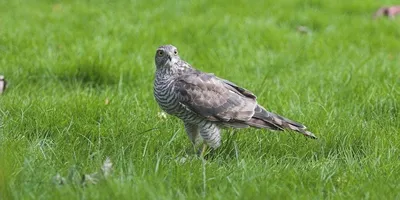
155,44,180,69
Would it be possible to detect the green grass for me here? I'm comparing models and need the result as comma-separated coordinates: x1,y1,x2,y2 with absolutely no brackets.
1,0,400,199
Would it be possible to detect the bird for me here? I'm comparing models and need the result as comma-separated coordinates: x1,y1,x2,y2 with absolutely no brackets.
153,45,316,154
0,75,6,95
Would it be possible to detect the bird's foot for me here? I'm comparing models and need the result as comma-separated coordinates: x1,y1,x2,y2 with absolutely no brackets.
197,143,217,159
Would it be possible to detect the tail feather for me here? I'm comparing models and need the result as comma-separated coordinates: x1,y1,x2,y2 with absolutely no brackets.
247,105,317,139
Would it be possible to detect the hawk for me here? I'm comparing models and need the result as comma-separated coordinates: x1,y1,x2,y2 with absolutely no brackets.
153,45,316,152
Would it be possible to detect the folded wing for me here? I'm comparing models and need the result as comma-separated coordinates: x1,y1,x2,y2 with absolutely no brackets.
174,71,317,139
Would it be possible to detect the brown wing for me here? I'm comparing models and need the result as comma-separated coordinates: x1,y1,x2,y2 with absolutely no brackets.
174,71,317,139
174,71,257,122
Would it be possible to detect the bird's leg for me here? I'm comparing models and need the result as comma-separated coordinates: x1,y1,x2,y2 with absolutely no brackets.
184,122,202,155
198,142,209,158
198,123,221,158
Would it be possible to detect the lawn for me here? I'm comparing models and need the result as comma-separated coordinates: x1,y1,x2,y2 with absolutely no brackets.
0,0,399,199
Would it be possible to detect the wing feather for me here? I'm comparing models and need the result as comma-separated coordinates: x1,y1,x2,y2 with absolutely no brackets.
217,77,257,99
174,72,257,122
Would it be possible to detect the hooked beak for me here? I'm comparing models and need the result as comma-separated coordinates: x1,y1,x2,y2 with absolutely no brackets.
167,54,172,61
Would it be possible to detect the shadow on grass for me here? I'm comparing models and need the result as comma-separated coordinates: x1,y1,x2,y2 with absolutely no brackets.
56,62,119,88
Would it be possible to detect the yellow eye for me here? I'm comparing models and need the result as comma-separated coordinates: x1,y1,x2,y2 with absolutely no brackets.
157,50,163,56
174,49,178,55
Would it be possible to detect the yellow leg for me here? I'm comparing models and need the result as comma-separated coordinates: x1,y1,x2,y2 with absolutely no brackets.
199,142,208,158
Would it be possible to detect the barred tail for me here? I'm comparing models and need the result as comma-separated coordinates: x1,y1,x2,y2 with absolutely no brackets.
246,105,317,139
